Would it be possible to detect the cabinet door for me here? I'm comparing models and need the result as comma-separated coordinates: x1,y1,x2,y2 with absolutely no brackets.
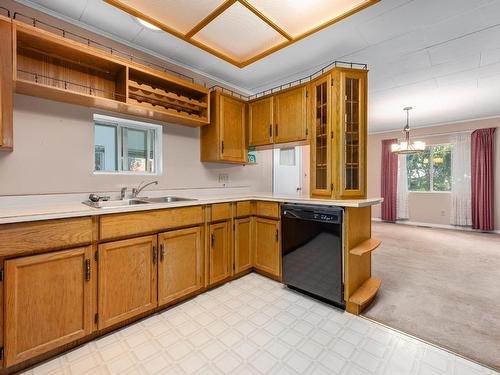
254,218,281,277
209,222,230,285
249,96,273,146
4,247,93,366
234,217,252,274
274,86,307,144
0,17,13,150
158,227,203,306
310,75,333,197
220,95,246,162
339,71,367,198
98,236,157,329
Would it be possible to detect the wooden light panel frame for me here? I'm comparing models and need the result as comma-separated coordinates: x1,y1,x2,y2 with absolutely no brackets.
104,0,379,68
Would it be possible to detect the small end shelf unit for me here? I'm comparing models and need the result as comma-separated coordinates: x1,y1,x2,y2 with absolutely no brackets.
344,207,382,315
12,20,210,128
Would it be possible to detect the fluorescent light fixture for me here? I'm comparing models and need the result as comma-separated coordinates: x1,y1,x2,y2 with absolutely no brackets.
136,17,161,31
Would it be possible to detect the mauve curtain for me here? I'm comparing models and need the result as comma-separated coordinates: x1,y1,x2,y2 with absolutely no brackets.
471,128,496,231
381,139,398,222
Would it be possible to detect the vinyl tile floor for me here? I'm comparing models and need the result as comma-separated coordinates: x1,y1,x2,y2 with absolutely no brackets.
23,273,499,375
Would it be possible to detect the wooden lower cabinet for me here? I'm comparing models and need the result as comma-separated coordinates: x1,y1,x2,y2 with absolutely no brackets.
4,246,93,366
209,221,231,284
158,226,203,306
98,236,157,330
254,218,281,277
234,217,253,274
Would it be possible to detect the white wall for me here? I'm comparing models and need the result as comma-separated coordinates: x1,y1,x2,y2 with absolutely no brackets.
367,117,500,230
0,95,273,196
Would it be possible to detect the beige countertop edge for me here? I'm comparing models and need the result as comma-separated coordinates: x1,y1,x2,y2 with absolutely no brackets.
0,195,383,225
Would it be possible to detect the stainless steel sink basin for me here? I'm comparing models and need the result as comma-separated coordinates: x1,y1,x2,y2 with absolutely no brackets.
83,196,196,208
142,196,197,203
83,199,150,208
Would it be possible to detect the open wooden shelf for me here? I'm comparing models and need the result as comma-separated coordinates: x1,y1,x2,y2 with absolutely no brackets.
128,81,207,110
348,277,381,314
350,238,382,256
12,20,209,128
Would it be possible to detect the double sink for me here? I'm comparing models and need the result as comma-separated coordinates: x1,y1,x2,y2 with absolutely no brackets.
83,196,196,209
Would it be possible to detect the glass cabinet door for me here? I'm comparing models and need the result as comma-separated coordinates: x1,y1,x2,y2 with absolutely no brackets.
341,71,366,197
311,75,331,196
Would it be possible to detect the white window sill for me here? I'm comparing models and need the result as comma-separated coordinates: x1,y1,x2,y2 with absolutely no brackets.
408,191,451,194
93,171,161,176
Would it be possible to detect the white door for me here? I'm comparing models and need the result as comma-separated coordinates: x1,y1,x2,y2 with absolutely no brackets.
273,147,303,196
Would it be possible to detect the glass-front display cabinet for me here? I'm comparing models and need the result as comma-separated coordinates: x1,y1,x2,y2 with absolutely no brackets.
310,74,332,197
310,68,367,199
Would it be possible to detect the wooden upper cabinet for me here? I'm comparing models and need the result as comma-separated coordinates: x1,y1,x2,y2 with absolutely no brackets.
234,217,253,274
209,221,231,285
4,247,93,367
201,91,246,164
274,86,308,144
248,96,273,146
310,74,333,197
98,236,158,329
254,218,281,278
0,16,13,151
338,70,367,198
158,226,204,306
220,94,246,162
12,21,209,128
309,68,367,200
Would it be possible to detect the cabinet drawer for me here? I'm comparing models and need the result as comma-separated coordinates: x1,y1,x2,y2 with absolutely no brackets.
100,206,204,240
210,203,232,222
0,217,93,257
255,201,280,219
235,201,253,217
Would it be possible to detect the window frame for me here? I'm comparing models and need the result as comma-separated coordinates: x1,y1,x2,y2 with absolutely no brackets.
93,114,163,176
407,143,452,193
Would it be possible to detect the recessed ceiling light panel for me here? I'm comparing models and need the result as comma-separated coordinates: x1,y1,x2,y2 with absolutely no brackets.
106,0,379,67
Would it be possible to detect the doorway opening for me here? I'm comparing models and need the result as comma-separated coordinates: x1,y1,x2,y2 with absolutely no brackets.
273,145,310,196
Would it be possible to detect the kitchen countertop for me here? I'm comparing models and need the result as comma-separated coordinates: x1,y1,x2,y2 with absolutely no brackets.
0,192,383,225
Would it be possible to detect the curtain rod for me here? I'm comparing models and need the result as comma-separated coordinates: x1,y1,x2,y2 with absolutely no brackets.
411,129,473,139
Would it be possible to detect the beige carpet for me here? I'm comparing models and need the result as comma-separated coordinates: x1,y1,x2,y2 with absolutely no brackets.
364,222,500,371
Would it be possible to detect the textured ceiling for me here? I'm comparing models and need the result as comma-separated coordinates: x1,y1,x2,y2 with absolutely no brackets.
11,0,500,132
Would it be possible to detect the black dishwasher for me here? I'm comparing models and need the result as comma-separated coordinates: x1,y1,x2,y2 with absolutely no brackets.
281,204,344,309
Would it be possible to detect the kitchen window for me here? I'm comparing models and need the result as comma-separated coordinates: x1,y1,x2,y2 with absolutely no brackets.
93,114,162,174
406,144,452,192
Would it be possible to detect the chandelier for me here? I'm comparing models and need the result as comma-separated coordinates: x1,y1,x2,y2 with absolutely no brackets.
391,107,425,154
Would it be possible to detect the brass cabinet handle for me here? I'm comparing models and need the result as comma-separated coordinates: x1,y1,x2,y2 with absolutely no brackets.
275,228,279,242
160,244,165,262
152,245,157,264
269,124,272,138
211,233,215,248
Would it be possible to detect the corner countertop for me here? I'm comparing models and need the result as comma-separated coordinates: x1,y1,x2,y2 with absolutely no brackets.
0,191,383,225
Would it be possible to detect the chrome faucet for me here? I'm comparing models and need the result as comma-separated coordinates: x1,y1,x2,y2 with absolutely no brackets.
132,180,159,198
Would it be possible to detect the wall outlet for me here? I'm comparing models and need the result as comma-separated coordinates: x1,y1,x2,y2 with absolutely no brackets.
218,173,229,183
441,210,446,217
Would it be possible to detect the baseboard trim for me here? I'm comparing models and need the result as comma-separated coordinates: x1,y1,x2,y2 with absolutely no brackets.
371,218,500,234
